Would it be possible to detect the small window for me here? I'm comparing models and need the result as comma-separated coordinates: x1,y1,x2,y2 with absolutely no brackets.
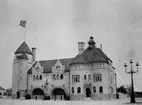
93,86,96,93
60,74,63,79
72,87,74,93
99,86,103,93
84,75,86,80
40,75,42,80
31,85,33,87
33,75,35,80
72,75,74,82
57,74,59,80
53,74,56,80
77,87,81,93
88,75,90,80
36,75,38,80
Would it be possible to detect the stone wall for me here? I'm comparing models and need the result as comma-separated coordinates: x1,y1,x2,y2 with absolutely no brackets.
70,94,85,100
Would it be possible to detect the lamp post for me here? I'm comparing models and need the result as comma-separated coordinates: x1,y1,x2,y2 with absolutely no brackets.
124,59,139,103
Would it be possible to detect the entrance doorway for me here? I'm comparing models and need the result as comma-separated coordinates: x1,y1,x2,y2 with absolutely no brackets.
52,88,66,100
17,91,20,99
32,88,44,99
86,88,91,97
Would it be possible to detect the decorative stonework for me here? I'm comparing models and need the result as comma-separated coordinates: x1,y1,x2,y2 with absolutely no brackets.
71,63,109,70
32,61,43,74
52,60,65,73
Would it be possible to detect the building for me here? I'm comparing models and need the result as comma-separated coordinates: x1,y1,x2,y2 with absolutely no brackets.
12,36,117,100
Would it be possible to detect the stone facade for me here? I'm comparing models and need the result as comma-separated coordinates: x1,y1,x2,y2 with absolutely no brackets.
12,36,117,100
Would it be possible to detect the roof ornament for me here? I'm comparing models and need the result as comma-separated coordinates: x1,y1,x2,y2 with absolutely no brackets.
88,36,96,47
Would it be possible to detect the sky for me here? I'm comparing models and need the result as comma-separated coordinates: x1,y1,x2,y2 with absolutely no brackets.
0,0,142,91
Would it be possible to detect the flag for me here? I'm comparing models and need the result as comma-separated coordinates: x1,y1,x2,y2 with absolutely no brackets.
19,20,26,27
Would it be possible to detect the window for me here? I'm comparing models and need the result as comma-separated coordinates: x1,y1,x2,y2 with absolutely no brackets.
33,75,35,80
93,73,102,82
53,74,56,80
88,75,90,80
72,75,80,83
60,74,63,79
40,75,42,80
57,74,59,80
31,85,33,87
84,75,86,80
36,75,38,80
99,86,103,93
93,86,96,93
72,87,74,93
77,87,81,93
72,75,74,82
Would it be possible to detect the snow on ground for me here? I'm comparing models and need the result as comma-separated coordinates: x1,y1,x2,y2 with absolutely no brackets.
0,98,142,105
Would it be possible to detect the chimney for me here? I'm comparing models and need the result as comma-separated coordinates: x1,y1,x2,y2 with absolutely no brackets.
78,42,85,55
32,47,36,62
100,44,102,50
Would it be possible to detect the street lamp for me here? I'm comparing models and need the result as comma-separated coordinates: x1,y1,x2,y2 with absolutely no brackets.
124,59,139,103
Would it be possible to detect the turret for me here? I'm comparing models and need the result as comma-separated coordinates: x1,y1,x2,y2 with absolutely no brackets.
12,42,33,99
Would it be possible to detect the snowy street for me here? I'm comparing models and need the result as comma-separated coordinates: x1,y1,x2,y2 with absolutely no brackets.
0,98,142,105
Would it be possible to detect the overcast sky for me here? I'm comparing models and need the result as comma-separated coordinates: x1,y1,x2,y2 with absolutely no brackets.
0,0,142,91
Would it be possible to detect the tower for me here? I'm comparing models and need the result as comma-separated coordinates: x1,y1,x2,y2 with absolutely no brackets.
12,42,33,98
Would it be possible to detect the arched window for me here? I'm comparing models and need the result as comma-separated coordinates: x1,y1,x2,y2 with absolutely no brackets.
36,75,38,80
53,74,55,80
77,87,81,93
33,75,35,80
60,74,63,79
99,86,103,93
93,86,96,93
72,87,74,93
84,75,86,80
40,75,42,80
57,74,59,80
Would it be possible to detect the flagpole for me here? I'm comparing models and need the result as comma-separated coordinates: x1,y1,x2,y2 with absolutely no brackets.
24,25,26,42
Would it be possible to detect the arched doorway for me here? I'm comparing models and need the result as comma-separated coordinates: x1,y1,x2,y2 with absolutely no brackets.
86,88,91,97
52,88,66,100
17,91,20,99
32,88,44,99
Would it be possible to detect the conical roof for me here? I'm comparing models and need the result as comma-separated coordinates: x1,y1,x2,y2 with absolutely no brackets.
15,42,32,55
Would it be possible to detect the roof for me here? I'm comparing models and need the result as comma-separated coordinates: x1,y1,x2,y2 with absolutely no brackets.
40,58,73,73
28,58,73,74
27,61,37,74
70,36,112,65
15,42,32,55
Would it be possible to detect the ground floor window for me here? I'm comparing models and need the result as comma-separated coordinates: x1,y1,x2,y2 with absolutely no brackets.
93,86,96,93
